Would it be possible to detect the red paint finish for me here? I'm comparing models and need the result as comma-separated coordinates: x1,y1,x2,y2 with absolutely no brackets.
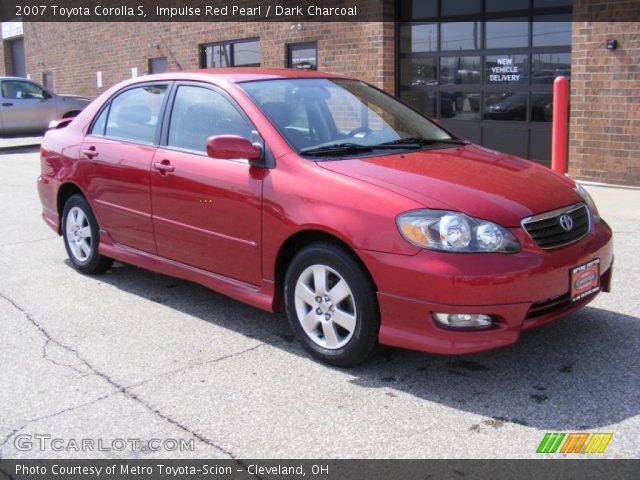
80,136,157,253
37,68,613,356
206,135,262,161
552,76,569,175
150,147,265,285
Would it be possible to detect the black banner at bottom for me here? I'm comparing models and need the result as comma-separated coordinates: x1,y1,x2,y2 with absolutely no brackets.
0,459,638,480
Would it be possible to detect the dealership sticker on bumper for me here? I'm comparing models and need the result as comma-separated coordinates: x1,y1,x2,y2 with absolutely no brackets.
571,258,600,302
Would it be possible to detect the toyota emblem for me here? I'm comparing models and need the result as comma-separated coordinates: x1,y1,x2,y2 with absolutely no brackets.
559,214,574,231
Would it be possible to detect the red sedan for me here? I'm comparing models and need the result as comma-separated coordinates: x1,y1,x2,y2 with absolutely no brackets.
37,69,613,366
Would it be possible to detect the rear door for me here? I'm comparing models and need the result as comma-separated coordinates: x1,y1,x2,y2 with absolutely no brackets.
80,82,170,253
150,82,264,285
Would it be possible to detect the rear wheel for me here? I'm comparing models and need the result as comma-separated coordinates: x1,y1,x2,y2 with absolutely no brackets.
284,242,379,366
62,194,113,274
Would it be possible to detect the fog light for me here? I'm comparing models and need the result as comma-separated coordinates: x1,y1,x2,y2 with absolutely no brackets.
433,313,493,329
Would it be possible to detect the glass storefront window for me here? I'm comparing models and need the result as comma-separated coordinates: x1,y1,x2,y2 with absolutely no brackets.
532,52,571,83
485,55,528,85
484,92,528,121
534,0,572,7
532,15,572,46
441,0,481,16
440,56,481,84
531,92,554,122
486,19,528,49
400,58,437,87
440,92,481,120
399,0,438,21
441,22,481,50
486,0,529,12
400,90,437,117
399,23,438,53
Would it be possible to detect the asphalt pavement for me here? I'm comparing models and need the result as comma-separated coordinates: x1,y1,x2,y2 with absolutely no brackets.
0,149,638,459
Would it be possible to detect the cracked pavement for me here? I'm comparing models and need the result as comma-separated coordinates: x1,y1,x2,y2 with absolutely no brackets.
0,150,638,459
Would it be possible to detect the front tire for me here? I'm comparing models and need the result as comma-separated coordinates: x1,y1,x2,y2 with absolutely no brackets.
62,194,114,274
284,242,379,367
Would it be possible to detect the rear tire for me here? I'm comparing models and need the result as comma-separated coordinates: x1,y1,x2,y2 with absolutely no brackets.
61,194,114,274
284,242,379,367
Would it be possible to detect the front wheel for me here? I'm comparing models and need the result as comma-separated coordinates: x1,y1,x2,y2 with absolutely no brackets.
284,242,379,366
62,194,114,274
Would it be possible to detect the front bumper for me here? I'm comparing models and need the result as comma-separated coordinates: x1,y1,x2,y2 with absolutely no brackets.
358,220,613,354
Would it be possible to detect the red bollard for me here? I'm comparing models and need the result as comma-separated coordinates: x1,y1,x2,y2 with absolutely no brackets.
551,76,569,175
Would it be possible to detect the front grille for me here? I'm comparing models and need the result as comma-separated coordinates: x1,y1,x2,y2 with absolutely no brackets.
522,203,590,249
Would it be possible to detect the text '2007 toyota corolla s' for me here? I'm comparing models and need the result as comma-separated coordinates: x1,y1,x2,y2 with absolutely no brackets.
37,68,613,366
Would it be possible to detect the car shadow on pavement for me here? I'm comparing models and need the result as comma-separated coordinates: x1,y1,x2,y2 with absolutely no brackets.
92,261,639,432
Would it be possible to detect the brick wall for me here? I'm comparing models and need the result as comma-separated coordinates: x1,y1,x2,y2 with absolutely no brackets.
22,13,395,98
569,4,640,185
0,21,4,74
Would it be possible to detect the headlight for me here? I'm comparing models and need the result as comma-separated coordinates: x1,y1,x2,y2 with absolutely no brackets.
397,210,520,253
575,183,600,222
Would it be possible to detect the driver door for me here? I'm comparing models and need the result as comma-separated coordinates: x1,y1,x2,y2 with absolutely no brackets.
150,83,264,285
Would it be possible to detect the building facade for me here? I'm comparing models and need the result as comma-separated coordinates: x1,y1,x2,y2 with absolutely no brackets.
1,0,639,185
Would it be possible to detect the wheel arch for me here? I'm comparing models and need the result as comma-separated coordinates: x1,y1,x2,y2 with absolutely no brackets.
273,229,378,311
56,182,85,234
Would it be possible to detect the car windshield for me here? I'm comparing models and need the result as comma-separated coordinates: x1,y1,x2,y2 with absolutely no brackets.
238,78,461,158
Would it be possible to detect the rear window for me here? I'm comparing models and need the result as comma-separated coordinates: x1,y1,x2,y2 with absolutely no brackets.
97,84,168,144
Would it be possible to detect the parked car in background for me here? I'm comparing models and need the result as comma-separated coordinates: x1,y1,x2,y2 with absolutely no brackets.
0,76,90,135
37,69,613,366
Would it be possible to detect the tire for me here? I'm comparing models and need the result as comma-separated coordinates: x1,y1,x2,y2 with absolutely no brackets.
284,242,379,367
61,194,114,274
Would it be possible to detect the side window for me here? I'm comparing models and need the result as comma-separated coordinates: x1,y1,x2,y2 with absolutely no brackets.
2,80,46,99
168,85,254,153
104,84,167,144
90,106,109,136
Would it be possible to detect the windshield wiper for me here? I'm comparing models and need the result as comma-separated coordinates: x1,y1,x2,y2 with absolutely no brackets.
376,137,468,147
300,143,374,156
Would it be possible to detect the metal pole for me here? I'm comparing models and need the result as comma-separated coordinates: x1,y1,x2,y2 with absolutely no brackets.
551,76,569,174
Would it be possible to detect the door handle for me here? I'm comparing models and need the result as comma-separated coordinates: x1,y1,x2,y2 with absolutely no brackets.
2,102,13,107
82,147,99,159
153,161,175,173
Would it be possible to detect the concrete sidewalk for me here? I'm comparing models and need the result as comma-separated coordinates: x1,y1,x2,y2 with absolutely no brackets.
0,136,42,150
583,183,640,220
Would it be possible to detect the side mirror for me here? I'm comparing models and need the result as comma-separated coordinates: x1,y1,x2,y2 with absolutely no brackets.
43,90,52,100
206,135,263,165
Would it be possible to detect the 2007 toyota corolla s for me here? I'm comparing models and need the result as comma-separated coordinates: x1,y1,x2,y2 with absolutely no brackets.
37,69,613,366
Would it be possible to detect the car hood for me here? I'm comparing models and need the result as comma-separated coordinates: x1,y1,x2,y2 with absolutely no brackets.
317,144,581,227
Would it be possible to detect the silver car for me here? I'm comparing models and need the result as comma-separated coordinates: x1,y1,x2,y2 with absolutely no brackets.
0,76,90,134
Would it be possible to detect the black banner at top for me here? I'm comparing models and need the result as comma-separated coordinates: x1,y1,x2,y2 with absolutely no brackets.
0,0,392,22
2,0,639,22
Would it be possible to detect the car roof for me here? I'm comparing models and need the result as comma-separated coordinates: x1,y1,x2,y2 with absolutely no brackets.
132,68,352,84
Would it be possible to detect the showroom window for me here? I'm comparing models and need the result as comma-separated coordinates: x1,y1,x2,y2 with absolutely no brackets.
200,38,260,68
397,0,572,162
